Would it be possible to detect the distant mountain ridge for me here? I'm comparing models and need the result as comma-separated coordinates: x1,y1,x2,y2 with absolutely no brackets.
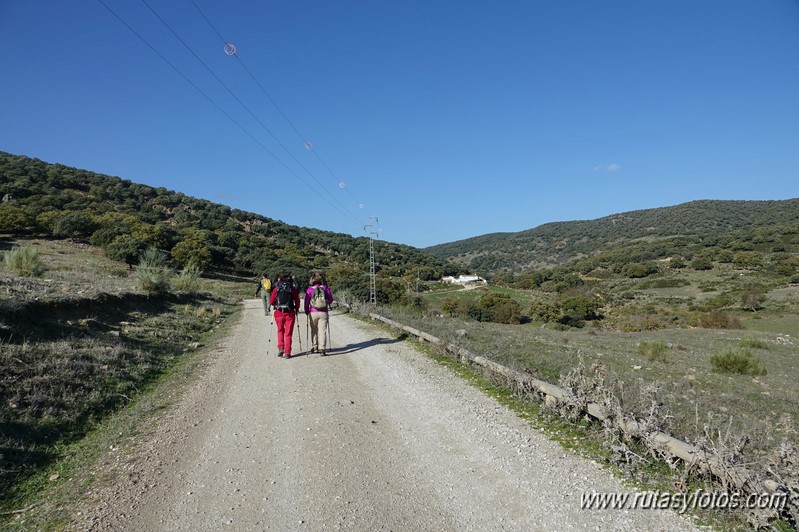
425,199,799,274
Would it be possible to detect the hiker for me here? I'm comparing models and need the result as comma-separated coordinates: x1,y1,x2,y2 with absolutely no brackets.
269,273,300,358
304,272,334,355
254,274,272,315
292,275,302,298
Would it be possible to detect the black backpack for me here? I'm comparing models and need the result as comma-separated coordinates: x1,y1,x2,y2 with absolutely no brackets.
274,280,294,311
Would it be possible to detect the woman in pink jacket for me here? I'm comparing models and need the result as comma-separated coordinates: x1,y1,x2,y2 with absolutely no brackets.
304,272,334,355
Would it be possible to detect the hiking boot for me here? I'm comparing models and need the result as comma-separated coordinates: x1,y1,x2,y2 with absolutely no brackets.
320,350,326,356
284,354,291,359
278,349,284,357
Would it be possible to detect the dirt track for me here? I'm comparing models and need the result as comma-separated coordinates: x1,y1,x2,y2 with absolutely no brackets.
74,299,698,530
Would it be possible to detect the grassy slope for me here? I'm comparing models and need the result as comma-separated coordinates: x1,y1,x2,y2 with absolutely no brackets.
425,198,799,272
394,270,799,476
0,237,251,520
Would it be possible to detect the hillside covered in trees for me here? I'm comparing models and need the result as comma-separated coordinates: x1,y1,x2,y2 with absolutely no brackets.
0,151,452,299
426,198,799,276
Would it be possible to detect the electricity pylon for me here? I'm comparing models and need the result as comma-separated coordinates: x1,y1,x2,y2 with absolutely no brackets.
364,217,379,304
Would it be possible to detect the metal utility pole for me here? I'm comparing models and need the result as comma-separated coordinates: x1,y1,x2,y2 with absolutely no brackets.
364,217,379,305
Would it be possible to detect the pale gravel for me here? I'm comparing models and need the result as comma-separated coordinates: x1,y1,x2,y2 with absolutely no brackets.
72,299,700,531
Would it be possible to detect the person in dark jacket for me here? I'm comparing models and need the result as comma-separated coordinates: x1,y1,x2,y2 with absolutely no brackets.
269,274,300,358
304,272,334,355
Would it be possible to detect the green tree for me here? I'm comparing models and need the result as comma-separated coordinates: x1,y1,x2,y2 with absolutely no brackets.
90,226,124,247
106,235,147,268
733,251,762,269
0,205,33,232
492,302,522,324
560,295,603,321
774,256,799,277
52,212,97,240
529,300,562,323
171,239,212,270
669,256,686,269
623,262,657,278
440,297,459,317
691,256,713,271
133,223,175,250
327,261,363,287
378,275,405,304
477,292,522,324
740,287,766,312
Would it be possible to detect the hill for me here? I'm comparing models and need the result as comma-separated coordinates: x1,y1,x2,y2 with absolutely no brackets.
425,199,799,274
0,151,451,296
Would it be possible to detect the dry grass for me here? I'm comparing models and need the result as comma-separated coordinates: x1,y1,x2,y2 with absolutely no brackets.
0,238,137,304
0,237,244,513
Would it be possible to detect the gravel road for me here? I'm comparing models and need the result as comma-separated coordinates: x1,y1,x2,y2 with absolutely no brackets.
75,299,698,531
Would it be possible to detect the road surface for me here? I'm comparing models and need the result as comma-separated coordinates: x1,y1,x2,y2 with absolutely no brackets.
75,299,697,531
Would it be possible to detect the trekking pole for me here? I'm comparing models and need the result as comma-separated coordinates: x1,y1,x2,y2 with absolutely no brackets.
326,315,332,353
295,312,303,353
305,313,310,354
267,315,274,356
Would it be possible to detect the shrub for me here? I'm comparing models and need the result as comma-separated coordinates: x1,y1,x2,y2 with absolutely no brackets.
697,293,733,311
711,348,767,375
479,292,522,324
440,297,459,317
172,263,203,293
458,300,488,322
560,295,603,321
399,294,428,311
106,235,147,268
639,278,690,289
135,247,173,295
90,226,123,247
4,245,45,277
733,251,762,269
740,338,769,350
529,300,562,323
642,315,662,330
638,341,668,362
52,212,97,240
0,205,33,232
699,310,742,329
740,287,765,312
171,238,212,270
691,256,713,270
669,256,686,269
492,302,522,324
623,262,657,278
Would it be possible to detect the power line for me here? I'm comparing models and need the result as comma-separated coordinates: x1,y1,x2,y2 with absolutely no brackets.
137,0,366,229
96,0,364,230
188,0,370,215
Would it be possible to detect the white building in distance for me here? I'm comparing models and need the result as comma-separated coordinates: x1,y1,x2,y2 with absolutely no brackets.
442,275,487,285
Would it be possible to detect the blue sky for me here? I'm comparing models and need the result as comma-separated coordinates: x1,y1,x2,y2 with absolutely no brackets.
2,1,798,248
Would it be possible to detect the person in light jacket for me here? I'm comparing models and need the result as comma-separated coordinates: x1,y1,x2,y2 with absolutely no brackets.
254,274,272,315
304,272,334,355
